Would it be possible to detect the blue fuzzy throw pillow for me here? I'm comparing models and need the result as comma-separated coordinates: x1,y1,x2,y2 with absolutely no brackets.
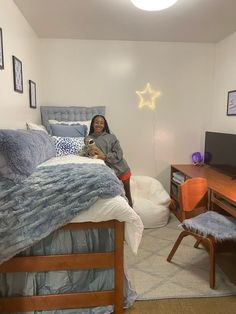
0,129,56,183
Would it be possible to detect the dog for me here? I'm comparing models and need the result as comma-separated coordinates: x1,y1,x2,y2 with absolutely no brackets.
79,136,99,158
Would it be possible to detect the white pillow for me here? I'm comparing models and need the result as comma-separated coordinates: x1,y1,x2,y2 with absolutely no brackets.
49,119,91,134
26,122,48,134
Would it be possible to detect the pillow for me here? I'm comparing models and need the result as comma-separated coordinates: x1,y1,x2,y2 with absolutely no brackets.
50,124,87,137
78,121,91,134
26,122,48,133
53,136,85,156
49,119,91,135
0,130,56,183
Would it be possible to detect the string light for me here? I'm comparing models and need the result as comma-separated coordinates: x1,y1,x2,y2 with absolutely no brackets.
136,83,161,110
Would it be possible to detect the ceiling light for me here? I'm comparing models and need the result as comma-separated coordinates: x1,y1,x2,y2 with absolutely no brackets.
130,0,179,11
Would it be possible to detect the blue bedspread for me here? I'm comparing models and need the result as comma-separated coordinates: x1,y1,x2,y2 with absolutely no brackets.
0,163,125,265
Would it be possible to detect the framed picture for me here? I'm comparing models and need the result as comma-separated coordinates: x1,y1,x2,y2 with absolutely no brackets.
12,56,23,93
227,90,236,116
29,80,37,108
0,28,4,69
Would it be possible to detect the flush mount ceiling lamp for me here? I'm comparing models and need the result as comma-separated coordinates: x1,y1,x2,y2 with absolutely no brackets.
130,0,179,11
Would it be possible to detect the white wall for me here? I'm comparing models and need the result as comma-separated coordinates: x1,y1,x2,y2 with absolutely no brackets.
0,0,217,190
0,0,40,128
40,40,214,189
210,32,236,133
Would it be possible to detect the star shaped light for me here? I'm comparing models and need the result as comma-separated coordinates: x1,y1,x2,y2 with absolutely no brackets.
136,83,160,110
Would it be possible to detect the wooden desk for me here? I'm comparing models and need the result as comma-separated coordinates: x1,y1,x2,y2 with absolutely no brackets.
170,164,236,220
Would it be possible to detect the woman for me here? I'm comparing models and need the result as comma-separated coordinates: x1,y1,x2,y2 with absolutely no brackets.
88,115,133,208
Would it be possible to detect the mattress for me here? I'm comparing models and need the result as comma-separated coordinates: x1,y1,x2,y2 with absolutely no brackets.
39,154,143,254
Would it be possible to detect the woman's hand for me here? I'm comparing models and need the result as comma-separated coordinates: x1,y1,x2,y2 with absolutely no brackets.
89,147,106,160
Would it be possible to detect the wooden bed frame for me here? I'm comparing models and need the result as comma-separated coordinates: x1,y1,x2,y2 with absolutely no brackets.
0,220,124,313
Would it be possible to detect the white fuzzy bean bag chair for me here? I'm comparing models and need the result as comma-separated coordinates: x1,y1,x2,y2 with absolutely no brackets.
130,175,170,228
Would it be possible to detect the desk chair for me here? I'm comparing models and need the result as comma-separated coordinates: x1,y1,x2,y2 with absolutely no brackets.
167,177,236,289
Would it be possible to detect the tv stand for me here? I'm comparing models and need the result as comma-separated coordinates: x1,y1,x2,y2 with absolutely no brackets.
170,164,236,221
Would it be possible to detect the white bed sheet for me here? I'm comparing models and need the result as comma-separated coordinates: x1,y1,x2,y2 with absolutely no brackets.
39,155,143,254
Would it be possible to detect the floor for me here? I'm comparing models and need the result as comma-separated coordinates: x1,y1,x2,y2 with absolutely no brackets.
124,218,236,314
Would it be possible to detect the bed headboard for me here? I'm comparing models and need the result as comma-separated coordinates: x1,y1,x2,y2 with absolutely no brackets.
40,106,105,133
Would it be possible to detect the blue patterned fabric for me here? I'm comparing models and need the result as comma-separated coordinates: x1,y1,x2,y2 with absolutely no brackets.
0,163,125,265
53,136,85,156
0,130,56,183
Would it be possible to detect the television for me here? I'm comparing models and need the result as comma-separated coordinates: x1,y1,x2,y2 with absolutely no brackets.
204,131,236,178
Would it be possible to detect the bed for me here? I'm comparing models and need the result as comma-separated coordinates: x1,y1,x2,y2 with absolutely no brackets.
0,106,143,314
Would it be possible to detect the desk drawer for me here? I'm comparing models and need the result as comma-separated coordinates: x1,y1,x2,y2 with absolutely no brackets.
211,192,236,217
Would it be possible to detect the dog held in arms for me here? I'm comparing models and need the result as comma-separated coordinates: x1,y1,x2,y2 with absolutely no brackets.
79,136,99,159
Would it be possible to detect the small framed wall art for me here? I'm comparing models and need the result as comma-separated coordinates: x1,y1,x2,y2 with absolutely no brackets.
0,28,4,69
12,56,23,93
29,80,37,108
227,90,236,116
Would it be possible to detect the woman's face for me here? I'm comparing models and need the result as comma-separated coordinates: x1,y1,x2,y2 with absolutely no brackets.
93,116,105,134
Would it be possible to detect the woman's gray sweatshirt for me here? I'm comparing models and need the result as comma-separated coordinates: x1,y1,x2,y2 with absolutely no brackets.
89,132,130,177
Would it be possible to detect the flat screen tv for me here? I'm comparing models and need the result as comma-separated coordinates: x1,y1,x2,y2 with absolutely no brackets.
204,131,236,178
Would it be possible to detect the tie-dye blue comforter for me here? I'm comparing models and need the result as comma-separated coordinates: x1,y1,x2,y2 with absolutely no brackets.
0,163,125,265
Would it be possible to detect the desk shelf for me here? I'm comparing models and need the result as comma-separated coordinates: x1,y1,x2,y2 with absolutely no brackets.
169,166,189,221
211,192,236,217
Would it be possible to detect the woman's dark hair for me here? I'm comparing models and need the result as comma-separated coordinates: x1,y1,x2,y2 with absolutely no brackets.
89,115,110,134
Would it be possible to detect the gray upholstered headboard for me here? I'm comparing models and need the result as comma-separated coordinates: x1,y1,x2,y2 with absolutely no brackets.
40,106,105,133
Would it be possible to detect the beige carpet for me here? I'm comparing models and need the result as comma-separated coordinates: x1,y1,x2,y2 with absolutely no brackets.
125,214,236,300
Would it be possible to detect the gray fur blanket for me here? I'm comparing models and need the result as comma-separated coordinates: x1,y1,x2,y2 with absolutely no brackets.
182,211,236,241
0,163,125,265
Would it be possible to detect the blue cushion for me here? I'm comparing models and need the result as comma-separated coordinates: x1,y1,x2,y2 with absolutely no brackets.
0,130,56,183
53,136,85,156
50,124,87,137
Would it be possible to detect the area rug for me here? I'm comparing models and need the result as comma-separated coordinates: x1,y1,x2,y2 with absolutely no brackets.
125,214,236,300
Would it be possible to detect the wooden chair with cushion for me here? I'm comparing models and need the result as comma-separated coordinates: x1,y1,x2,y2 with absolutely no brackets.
167,177,236,289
